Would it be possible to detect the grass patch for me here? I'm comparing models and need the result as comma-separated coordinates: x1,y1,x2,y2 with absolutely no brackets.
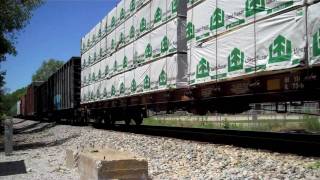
143,116,320,133
307,161,320,169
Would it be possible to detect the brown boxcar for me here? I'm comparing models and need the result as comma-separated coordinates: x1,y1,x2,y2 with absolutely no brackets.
25,82,42,117
20,94,26,117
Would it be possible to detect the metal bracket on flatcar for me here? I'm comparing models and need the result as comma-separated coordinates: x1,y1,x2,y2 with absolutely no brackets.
276,102,287,113
248,80,261,91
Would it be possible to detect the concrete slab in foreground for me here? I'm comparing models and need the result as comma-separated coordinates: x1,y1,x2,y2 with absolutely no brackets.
78,148,148,180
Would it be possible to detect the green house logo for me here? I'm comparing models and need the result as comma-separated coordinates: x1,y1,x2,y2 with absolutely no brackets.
114,60,118,71
88,55,91,64
120,32,125,44
144,75,150,89
130,0,136,12
130,25,135,39
92,72,96,81
90,91,94,100
131,79,137,92
120,8,125,20
111,16,116,28
228,48,244,72
186,22,195,41
120,83,125,94
154,7,162,23
88,73,91,82
99,48,102,57
145,43,152,58
98,69,102,79
210,8,225,31
140,18,146,33
98,29,101,37
103,87,107,97
111,85,116,96
196,58,210,79
105,65,109,75
97,89,101,98
83,76,87,83
123,56,128,68
93,52,97,61
159,70,167,86
111,39,115,49
269,35,292,64
313,29,320,57
161,36,169,53
245,0,265,17
171,0,178,14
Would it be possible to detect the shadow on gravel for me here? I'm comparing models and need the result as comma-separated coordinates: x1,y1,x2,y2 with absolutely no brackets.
13,119,27,125
14,122,56,134
13,122,42,133
0,134,79,151
0,160,26,176
12,134,80,151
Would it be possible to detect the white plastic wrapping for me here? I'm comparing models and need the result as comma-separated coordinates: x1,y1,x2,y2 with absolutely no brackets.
124,70,135,95
187,0,203,8
134,33,151,64
95,22,102,40
218,24,255,79
125,16,135,44
116,48,126,72
100,37,107,58
99,57,107,79
101,15,108,37
150,55,179,91
189,0,304,42
116,23,126,48
135,3,151,37
107,30,116,54
101,79,109,100
125,0,136,18
107,7,117,33
256,7,306,71
308,2,320,65
117,0,126,25
117,73,126,97
109,54,117,76
125,43,135,68
135,62,151,93
137,0,150,9
191,0,216,42
151,0,167,28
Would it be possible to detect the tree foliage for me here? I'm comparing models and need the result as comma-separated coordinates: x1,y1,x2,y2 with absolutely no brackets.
32,59,64,82
1,87,27,116
0,0,43,118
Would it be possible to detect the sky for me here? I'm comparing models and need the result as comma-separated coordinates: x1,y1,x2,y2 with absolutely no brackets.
1,0,118,92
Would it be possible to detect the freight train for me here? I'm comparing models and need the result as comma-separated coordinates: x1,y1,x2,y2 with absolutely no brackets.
18,0,320,126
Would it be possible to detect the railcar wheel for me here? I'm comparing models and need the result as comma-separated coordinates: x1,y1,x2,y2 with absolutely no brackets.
124,118,131,125
133,113,143,125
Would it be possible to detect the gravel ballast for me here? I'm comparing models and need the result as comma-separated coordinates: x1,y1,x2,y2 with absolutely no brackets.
0,119,320,180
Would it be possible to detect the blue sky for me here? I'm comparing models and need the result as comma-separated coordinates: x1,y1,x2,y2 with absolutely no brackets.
1,0,118,92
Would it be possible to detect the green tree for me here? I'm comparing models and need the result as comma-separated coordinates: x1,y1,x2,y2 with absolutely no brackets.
32,59,64,82
1,87,27,116
0,0,43,118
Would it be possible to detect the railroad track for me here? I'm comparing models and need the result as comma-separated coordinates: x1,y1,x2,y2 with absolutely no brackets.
97,124,320,157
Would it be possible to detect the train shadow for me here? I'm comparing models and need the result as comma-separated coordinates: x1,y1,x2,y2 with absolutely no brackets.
14,122,56,134
0,134,79,151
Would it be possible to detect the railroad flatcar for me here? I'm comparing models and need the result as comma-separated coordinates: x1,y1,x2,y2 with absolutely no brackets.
19,0,320,126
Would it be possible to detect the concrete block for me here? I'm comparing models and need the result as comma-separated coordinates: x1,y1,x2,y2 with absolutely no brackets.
78,148,148,180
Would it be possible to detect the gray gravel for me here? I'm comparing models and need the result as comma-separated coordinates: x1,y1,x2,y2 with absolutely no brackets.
0,119,319,180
